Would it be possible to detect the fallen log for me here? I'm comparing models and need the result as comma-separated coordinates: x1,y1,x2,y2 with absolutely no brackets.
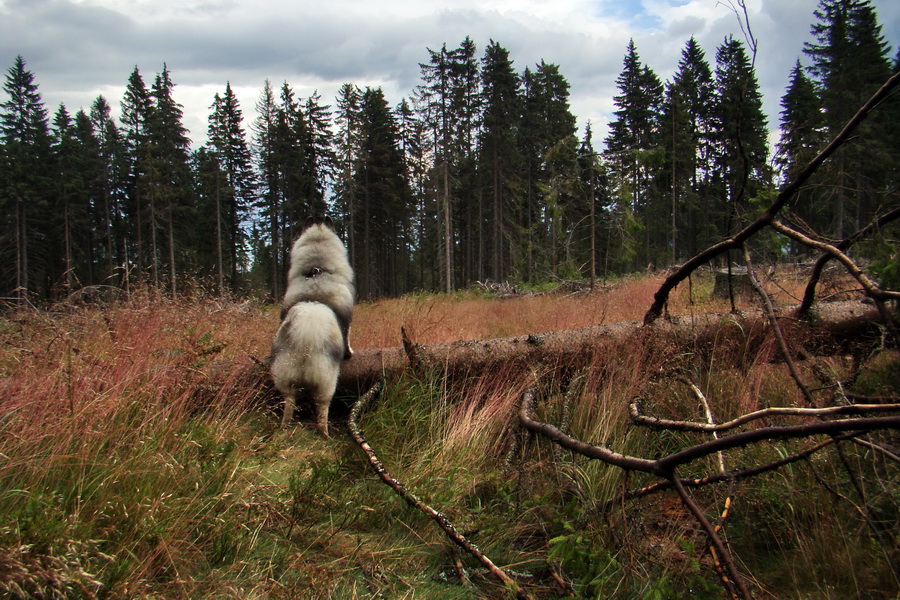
214,301,888,400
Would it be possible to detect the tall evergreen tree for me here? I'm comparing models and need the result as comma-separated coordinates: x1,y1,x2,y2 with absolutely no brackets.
478,40,523,282
353,87,411,297
804,0,894,238
147,64,193,295
332,83,363,271
711,36,770,241
604,40,664,270
207,82,255,291
51,104,84,292
303,91,334,218
776,59,825,242
450,37,482,285
1,55,51,301
120,67,154,282
90,94,128,283
395,96,432,289
519,61,578,279
251,79,282,300
661,37,716,262
417,43,459,292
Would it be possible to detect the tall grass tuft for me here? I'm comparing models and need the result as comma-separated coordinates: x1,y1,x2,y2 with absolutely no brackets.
0,296,273,598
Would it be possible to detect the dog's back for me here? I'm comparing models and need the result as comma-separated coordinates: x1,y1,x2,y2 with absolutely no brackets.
281,221,355,358
271,301,344,436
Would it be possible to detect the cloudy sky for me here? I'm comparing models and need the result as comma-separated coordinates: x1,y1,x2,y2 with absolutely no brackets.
2,0,898,148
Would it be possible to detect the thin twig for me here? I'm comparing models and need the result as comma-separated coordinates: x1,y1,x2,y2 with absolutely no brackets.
742,247,815,403
629,399,900,433
349,381,532,599
669,475,751,600
599,432,863,506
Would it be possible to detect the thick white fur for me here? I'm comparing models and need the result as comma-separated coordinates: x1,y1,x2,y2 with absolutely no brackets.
270,302,344,436
281,224,355,358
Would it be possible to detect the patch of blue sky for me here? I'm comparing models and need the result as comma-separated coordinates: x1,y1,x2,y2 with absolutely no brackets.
589,0,677,32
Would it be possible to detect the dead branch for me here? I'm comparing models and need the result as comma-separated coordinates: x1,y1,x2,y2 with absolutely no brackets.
644,69,900,325
604,433,860,505
769,219,899,304
798,206,900,316
669,475,750,599
655,416,900,473
521,389,900,476
348,381,533,600
629,400,900,434
742,247,814,402
521,386,900,599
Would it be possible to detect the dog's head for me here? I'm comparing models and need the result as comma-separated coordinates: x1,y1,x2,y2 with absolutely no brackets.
303,215,334,231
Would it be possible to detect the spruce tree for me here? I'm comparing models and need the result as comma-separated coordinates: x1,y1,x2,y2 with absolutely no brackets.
120,67,154,282
776,59,825,242
208,82,255,291
251,79,282,300
661,37,716,262
604,40,664,271
51,104,83,292
711,36,770,240
804,0,894,238
450,37,481,285
332,83,362,271
520,60,578,279
478,40,523,282
354,87,410,297
148,65,193,295
417,43,458,292
303,91,334,218
1,55,51,301
90,95,127,282
395,96,431,289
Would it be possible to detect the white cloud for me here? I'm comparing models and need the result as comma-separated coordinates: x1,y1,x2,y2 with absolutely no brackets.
2,0,898,147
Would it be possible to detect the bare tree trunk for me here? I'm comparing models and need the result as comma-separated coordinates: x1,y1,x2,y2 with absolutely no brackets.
168,202,176,297
443,160,452,293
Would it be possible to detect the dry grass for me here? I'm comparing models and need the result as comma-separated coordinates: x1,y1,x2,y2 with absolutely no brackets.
0,269,891,600
352,267,843,349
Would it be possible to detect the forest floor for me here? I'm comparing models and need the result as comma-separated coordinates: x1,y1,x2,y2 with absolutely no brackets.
0,267,897,599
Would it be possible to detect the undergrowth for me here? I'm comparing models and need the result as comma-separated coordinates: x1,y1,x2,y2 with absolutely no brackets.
0,278,896,598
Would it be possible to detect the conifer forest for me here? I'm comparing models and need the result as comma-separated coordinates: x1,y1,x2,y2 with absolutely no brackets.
2,0,899,303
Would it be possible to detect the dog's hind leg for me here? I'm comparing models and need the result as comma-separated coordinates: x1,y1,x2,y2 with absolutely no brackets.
312,385,335,438
281,392,297,428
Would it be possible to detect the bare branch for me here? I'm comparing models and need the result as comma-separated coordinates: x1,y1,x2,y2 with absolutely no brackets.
798,206,900,316
349,381,533,599
606,433,860,504
523,388,900,476
769,219,896,301
519,389,663,475
669,475,751,600
743,247,815,402
644,69,900,324
629,399,900,434
656,416,900,472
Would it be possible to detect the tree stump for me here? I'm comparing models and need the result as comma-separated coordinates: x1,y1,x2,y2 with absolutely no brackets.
713,267,754,299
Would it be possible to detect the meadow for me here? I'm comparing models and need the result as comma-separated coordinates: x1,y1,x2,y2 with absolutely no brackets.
0,269,896,599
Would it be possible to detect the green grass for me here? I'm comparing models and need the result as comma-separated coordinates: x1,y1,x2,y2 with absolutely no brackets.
0,288,897,598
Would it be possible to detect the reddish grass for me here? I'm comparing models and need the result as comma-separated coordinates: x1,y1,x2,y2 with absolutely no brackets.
352,268,848,349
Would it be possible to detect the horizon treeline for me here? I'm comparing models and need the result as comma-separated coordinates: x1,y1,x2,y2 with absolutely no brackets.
2,0,899,303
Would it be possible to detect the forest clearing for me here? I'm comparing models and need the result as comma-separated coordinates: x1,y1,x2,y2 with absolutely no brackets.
2,1,899,597
1,264,897,599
